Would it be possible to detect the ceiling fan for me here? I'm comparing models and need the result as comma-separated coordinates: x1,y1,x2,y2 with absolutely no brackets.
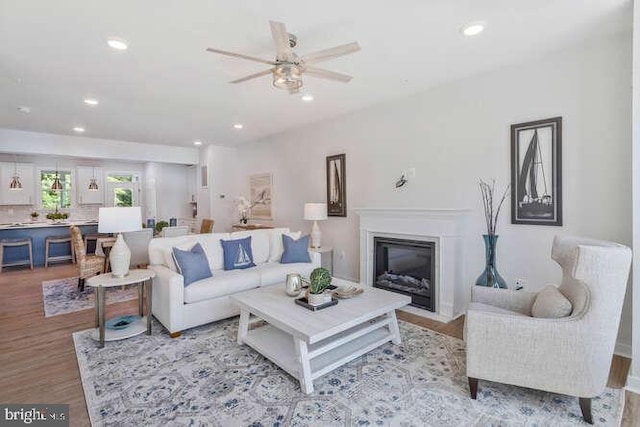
206,21,360,93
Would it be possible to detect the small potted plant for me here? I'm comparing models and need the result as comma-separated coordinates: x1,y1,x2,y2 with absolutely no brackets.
30,211,39,221
307,267,332,305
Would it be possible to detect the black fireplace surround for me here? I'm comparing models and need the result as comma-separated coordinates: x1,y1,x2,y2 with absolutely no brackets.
373,237,435,311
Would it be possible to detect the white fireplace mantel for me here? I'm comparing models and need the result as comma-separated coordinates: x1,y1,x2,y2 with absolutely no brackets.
355,208,472,322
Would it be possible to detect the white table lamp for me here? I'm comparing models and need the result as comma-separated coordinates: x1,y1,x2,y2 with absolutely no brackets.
98,207,142,277
304,203,328,248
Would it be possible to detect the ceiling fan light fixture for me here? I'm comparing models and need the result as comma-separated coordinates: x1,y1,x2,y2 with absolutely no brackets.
272,64,303,90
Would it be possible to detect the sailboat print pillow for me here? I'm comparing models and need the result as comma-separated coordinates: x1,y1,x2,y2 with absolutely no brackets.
221,236,256,270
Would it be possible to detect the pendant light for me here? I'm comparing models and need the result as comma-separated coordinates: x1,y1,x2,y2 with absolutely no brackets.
88,167,99,191
9,160,22,190
51,163,63,191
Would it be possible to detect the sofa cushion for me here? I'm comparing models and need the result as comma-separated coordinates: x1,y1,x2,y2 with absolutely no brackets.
184,269,260,303
221,236,256,270
531,285,573,318
172,243,212,286
281,234,312,264
256,261,316,287
230,230,271,264
269,229,301,262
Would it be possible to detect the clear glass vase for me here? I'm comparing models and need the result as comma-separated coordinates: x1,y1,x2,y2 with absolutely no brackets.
475,234,507,288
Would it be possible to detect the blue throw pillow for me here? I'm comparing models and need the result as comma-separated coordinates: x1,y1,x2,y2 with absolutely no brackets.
172,243,212,287
221,236,256,270
281,234,312,264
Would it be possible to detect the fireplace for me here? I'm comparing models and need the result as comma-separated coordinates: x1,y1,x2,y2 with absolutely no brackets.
374,237,435,311
356,208,471,322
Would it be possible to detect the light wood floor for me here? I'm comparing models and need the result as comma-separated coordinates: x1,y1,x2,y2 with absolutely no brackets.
0,264,637,426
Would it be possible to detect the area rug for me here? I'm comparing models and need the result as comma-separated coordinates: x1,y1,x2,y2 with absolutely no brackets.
73,319,623,426
42,277,138,317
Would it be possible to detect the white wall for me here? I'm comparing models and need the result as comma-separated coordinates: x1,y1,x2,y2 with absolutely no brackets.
629,0,640,393
144,162,192,221
0,129,199,165
232,33,633,348
201,145,241,233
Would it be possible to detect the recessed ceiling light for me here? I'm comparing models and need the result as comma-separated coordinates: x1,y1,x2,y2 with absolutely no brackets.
17,106,31,113
301,94,314,102
193,140,203,146
461,21,485,37
73,127,85,133
107,38,128,50
84,98,99,106
233,123,244,130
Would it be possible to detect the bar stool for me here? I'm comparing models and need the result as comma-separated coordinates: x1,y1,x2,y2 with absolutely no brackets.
0,237,34,273
45,235,75,267
84,233,109,255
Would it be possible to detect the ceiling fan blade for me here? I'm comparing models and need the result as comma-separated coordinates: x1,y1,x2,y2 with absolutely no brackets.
269,21,294,61
301,42,361,64
230,69,273,84
206,48,277,66
304,66,353,82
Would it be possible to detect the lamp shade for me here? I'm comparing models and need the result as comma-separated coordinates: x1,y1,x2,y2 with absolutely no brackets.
303,203,328,221
98,207,142,233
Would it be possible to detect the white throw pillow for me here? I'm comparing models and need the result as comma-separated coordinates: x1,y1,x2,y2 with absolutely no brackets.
268,229,301,262
531,285,572,318
230,230,271,264
197,233,231,271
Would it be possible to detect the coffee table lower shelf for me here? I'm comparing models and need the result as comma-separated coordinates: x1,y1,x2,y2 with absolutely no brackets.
241,314,396,393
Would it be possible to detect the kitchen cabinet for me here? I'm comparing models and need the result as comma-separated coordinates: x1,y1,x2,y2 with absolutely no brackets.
0,162,35,205
77,166,104,204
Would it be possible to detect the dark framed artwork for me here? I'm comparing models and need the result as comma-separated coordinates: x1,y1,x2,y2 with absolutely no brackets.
510,117,562,226
326,154,346,217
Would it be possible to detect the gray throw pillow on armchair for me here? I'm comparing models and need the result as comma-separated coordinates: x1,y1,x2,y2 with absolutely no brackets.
531,285,572,318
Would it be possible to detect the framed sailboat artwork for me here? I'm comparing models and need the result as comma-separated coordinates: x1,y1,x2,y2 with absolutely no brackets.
326,154,347,217
510,117,562,226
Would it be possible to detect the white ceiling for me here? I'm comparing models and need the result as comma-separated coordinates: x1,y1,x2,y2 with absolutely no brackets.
0,0,632,147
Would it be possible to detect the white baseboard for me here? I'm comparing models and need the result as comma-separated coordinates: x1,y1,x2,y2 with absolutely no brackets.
614,341,632,358
626,374,640,394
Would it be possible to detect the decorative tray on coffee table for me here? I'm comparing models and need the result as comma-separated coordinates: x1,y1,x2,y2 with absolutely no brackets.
295,296,339,311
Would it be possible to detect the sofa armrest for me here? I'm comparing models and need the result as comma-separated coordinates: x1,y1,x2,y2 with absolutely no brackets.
471,286,537,316
149,264,185,333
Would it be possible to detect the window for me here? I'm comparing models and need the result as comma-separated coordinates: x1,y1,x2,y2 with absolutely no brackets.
106,173,139,207
40,170,72,209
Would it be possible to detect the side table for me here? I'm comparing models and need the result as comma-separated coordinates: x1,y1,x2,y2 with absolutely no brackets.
86,269,156,348
309,246,333,274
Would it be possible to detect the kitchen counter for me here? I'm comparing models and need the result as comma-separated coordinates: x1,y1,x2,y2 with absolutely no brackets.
0,222,99,268
0,220,98,230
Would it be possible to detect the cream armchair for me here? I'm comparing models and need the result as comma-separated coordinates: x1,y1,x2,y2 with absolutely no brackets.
465,235,631,424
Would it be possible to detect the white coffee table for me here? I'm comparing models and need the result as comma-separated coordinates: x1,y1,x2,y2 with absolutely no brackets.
230,281,411,394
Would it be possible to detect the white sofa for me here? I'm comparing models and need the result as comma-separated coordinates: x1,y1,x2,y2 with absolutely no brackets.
148,228,320,335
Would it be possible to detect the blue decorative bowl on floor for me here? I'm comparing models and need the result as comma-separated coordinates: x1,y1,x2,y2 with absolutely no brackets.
106,315,141,330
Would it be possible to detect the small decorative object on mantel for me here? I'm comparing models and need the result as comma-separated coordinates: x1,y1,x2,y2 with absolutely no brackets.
30,211,39,221
306,267,333,305
476,179,509,288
